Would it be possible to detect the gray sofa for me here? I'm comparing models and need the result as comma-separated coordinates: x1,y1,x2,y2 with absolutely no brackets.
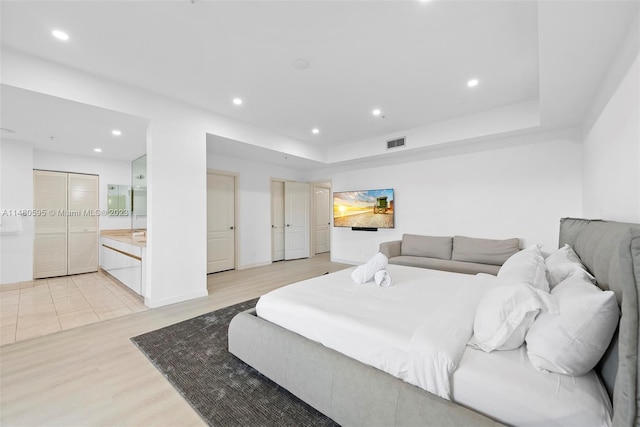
379,234,520,275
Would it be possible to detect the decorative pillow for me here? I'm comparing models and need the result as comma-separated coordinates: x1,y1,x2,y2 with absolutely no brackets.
545,244,595,289
468,283,557,352
526,271,619,376
497,245,549,292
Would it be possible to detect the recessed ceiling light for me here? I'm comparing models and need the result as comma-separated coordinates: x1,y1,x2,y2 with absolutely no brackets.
372,109,382,116
52,30,70,41
292,58,310,70
467,79,479,88
94,148,102,153
111,129,122,136
311,128,320,134
232,98,243,105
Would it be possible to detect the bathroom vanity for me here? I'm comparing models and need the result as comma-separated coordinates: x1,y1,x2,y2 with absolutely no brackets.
100,230,146,296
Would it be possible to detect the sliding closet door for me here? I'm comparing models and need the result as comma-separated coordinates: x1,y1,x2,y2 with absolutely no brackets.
67,173,99,275
33,171,68,279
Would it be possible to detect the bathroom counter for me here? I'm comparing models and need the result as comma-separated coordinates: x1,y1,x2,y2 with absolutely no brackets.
100,229,147,247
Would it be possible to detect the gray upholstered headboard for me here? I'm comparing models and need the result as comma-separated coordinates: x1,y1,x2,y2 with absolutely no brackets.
558,218,640,427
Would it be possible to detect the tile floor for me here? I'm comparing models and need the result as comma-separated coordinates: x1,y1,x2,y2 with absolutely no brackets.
0,271,147,346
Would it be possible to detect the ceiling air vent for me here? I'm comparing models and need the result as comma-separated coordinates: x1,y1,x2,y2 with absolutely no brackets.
387,137,406,150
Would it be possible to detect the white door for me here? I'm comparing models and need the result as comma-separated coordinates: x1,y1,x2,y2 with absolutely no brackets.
207,172,236,273
271,180,285,261
33,171,68,279
284,181,310,260
314,185,331,254
67,173,99,275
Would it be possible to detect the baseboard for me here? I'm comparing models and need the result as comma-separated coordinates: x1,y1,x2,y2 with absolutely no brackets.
144,289,209,308
238,261,272,270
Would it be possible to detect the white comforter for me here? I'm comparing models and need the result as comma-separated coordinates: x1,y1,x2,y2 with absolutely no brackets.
256,264,498,399
406,275,495,398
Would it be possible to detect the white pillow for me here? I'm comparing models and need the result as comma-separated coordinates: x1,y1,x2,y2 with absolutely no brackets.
526,271,619,376
468,283,557,352
545,244,595,288
498,245,550,292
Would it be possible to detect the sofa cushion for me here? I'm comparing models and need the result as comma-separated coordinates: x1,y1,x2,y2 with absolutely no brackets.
389,256,500,275
400,234,452,260
451,236,520,266
379,240,402,259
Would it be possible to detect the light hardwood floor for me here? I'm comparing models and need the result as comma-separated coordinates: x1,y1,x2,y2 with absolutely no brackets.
0,253,350,426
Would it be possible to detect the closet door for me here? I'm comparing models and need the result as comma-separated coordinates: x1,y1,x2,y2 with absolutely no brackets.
33,171,68,279
67,173,99,275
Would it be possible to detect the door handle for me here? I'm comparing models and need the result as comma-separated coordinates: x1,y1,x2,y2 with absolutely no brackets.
286,224,290,227
230,226,234,230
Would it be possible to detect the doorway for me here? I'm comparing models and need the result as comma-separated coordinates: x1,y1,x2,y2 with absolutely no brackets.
207,171,237,274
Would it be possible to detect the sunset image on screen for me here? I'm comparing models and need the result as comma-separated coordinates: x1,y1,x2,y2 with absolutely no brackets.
333,189,394,228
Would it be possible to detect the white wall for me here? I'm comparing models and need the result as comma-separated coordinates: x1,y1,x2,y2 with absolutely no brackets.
0,145,133,284
206,152,306,268
330,133,583,264
582,54,640,223
0,139,34,284
33,150,132,230
328,101,540,164
3,44,634,301
3,48,317,306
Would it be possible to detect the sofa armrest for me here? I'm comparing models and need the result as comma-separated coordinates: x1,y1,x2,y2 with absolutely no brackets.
380,240,402,259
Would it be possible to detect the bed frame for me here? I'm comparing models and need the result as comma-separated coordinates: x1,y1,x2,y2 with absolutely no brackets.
228,218,640,426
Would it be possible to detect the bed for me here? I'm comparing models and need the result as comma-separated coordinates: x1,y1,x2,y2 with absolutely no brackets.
228,218,640,426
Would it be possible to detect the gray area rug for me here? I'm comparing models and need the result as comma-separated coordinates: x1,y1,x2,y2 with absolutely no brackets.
131,298,338,427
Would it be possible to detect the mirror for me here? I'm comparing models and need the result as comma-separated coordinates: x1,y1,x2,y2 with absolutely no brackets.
131,155,147,216
107,184,131,216
132,187,147,215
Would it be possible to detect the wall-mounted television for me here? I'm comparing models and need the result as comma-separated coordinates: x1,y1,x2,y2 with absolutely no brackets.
333,188,395,230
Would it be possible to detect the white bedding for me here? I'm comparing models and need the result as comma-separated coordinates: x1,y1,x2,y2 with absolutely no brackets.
256,264,612,426
453,346,612,427
406,274,495,398
257,264,489,396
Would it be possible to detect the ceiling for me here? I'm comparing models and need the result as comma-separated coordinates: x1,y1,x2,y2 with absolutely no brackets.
0,0,638,164
0,85,149,161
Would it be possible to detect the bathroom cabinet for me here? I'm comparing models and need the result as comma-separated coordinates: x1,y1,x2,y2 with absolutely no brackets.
100,236,146,295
